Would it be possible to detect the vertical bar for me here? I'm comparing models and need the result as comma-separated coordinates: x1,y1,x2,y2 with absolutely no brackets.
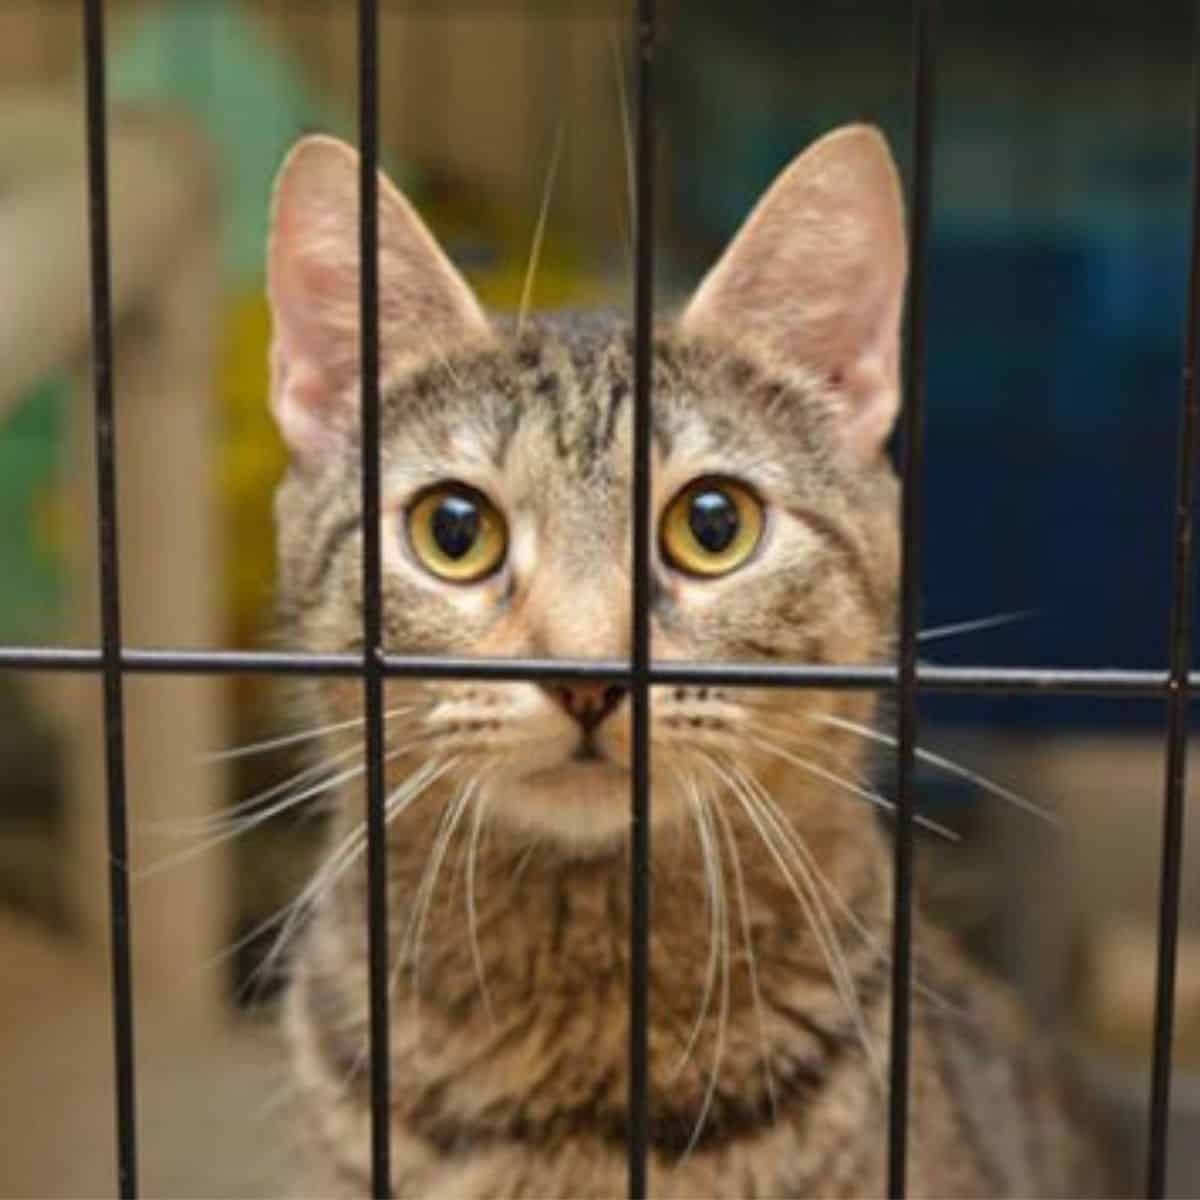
358,0,392,1195
628,1,655,1197
1147,6,1200,1193
81,1,139,1195
888,2,936,1196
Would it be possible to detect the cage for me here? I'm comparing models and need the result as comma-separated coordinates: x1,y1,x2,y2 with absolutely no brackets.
0,1,1195,1197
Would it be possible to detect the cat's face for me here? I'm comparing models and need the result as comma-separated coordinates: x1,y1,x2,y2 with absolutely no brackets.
268,127,906,845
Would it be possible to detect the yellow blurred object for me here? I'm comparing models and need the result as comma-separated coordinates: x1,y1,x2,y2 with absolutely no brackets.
217,290,287,647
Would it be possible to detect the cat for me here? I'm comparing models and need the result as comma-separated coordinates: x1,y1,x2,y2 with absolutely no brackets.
265,124,1125,1198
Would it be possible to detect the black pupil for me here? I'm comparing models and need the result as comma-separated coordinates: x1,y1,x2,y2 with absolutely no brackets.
432,495,481,560
689,489,739,554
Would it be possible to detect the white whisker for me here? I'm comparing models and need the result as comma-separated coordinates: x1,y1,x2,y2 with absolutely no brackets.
811,712,1059,826
402,773,478,1051
239,756,457,1007
681,786,731,1160
918,609,1036,644
517,112,568,336
239,817,371,1002
706,776,778,1119
738,767,964,1018
329,756,464,1088
135,756,370,880
670,773,723,1083
145,742,363,839
746,733,960,842
705,753,885,1093
201,705,417,762
465,769,496,1023
609,27,635,283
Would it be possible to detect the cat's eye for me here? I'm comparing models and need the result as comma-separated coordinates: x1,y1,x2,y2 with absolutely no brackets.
660,476,764,577
407,483,507,583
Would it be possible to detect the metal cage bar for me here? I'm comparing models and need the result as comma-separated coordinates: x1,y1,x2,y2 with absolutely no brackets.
17,0,1195,1196
888,1,936,1194
81,1,139,1195
4,647,1197,694
355,2,393,1196
1147,5,1200,1194
627,0,656,1196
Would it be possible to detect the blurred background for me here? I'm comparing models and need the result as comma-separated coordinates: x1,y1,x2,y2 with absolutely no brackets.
0,0,1198,1195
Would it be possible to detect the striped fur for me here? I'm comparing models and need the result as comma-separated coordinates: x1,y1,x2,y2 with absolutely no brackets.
267,130,1125,1198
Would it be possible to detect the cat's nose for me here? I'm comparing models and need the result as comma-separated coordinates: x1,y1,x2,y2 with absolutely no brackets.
542,681,627,734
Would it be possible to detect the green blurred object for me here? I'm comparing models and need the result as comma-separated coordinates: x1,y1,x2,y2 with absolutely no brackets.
106,0,367,287
0,0,366,640
0,381,69,641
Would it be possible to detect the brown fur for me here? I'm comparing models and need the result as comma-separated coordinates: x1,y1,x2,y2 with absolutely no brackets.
266,128,1125,1197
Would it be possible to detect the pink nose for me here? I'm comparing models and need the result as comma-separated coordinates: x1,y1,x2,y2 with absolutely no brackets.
542,682,627,734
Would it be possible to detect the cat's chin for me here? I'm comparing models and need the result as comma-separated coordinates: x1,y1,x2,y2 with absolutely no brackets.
490,759,684,847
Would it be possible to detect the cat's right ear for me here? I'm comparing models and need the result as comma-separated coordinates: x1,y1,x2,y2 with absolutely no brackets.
267,135,492,467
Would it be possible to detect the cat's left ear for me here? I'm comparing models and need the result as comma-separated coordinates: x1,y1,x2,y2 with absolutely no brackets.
268,135,493,466
679,124,907,461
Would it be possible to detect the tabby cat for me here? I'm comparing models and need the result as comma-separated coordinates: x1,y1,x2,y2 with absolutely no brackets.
266,125,1123,1198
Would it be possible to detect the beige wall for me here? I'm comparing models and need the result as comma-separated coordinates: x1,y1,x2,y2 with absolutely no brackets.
3,0,631,238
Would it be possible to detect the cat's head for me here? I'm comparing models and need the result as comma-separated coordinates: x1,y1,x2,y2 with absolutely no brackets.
267,125,906,846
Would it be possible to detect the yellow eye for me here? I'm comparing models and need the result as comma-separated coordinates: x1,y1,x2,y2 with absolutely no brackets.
407,483,508,583
660,476,764,577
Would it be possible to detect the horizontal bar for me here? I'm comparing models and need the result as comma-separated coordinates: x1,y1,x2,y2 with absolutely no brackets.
0,645,1195,694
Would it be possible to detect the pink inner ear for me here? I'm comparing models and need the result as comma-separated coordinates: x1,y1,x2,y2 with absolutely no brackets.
265,135,493,467
268,236,362,465
679,125,908,460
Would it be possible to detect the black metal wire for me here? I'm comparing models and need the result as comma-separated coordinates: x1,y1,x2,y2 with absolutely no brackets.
1146,6,1200,1193
1,646,1197,693
81,2,139,1196
628,2,655,1196
888,2,936,1194
357,0,393,1194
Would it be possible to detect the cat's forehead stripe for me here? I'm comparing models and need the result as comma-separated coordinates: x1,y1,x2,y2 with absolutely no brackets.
375,320,846,494
380,319,677,479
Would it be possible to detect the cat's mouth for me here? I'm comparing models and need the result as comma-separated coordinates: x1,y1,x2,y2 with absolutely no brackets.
571,733,606,763
530,745,626,781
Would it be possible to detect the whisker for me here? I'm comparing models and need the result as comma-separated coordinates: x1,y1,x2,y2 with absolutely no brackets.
516,111,568,336
200,706,416,763
681,786,731,1160
810,712,1059,826
609,27,635,283
510,842,538,886
465,768,496,1024
135,757,370,880
331,757,464,1088
402,772,478,1050
237,817,372,1003
252,1074,301,1124
705,772,779,1121
730,762,962,1017
236,756,457,1006
704,753,885,1093
146,742,363,838
918,609,1036,644
670,772,723,1082
745,732,960,842
397,787,473,1064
